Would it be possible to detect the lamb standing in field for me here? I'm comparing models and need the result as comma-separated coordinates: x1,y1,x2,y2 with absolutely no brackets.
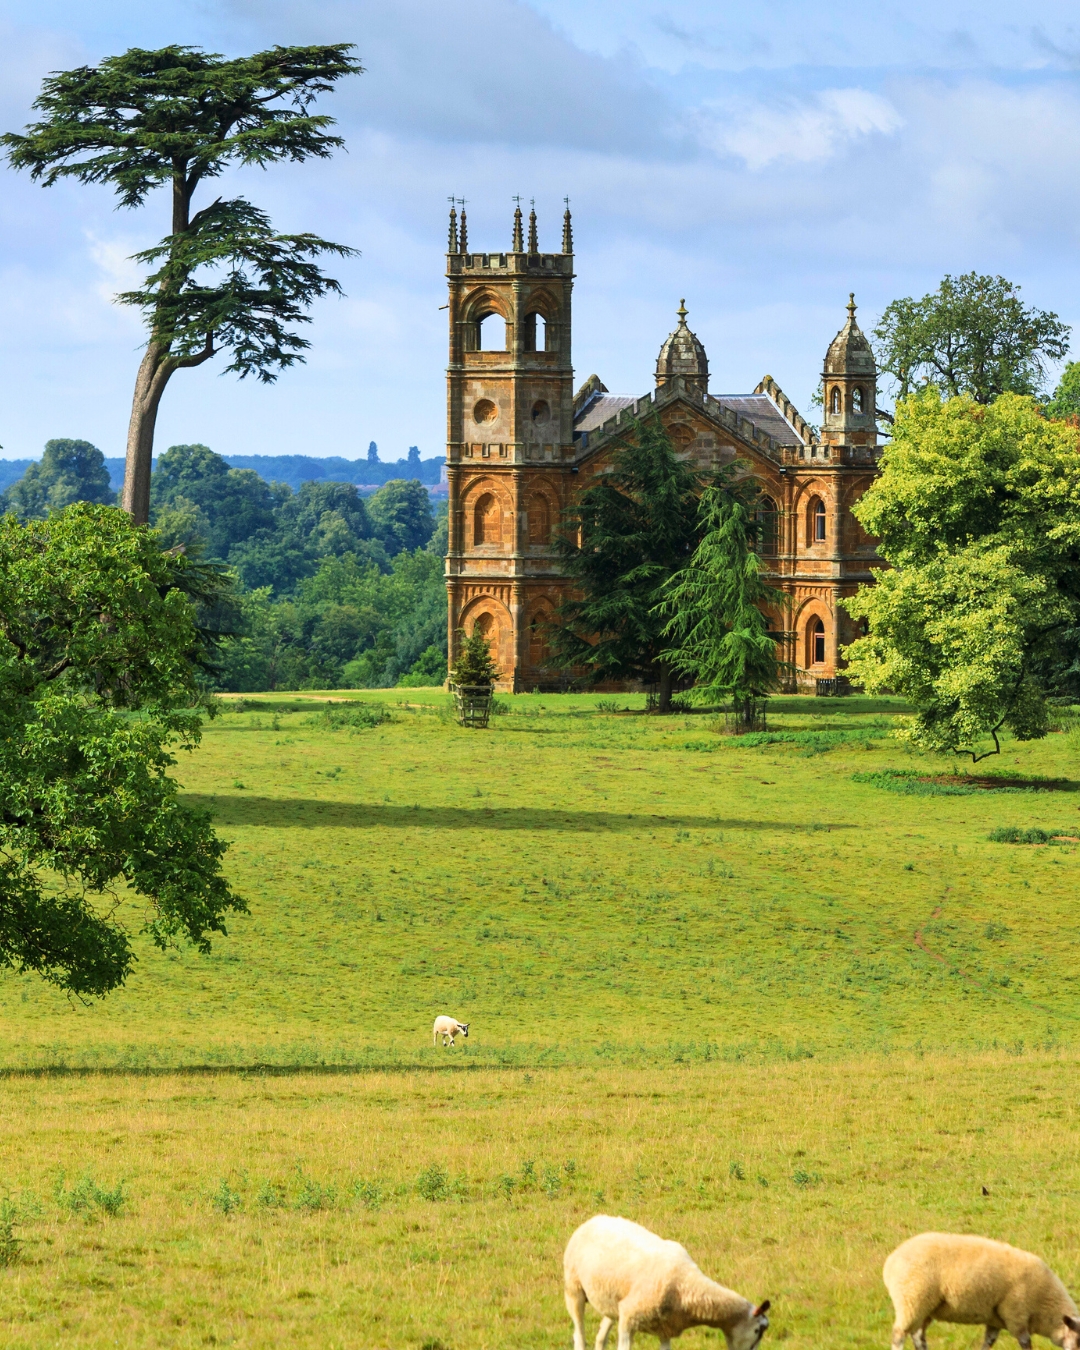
564,1214,770,1350
884,1233,1080,1350
432,1015,469,1046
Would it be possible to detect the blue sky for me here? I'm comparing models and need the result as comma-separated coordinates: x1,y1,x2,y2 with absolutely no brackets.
3,1,1080,462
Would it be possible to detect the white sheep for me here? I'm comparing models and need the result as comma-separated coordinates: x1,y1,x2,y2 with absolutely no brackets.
432,1015,469,1046
884,1233,1080,1350
564,1214,770,1350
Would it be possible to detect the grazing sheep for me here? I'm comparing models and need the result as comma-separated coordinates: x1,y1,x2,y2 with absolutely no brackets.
884,1233,1080,1350
564,1214,770,1350
432,1015,469,1046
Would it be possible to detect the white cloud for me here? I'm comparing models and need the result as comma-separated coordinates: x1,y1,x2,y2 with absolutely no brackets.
701,88,904,170
85,233,146,310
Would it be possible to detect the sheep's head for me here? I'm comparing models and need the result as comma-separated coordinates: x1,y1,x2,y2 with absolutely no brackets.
729,1301,770,1350
461,1023,470,1037
1057,1315,1080,1350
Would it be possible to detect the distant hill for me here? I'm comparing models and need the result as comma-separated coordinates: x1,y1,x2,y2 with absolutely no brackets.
99,454,444,495
0,453,447,500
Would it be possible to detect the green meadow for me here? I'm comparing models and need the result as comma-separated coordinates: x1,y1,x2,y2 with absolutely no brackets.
0,693,1078,1347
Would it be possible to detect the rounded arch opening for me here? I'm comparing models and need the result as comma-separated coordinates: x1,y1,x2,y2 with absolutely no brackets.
808,496,826,545
472,491,502,547
527,605,554,667
807,615,826,667
756,494,779,557
851,386,864,413
524,312,548,352
526,491,553,546
830,386,842,414
476,312,506,351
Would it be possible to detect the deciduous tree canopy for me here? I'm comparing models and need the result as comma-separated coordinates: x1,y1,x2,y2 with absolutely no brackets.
0,503,245,995
2,439,115,519
873,273,1069,405
843,392,1080,759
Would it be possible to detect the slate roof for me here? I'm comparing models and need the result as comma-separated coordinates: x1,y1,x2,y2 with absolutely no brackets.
713,394,804,447
573,394,638,433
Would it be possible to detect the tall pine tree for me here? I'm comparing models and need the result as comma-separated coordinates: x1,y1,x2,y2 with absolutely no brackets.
550,418,700,711
660,472,786,726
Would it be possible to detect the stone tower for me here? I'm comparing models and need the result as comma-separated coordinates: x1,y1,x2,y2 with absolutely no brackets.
444,204,576,689
821,294,877,449
655,300,709,399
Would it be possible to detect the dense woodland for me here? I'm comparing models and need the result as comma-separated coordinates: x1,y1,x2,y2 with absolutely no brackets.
0,440,449,692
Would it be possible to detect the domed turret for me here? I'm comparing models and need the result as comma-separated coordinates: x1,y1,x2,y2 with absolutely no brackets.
821,294,877,448
656,300,708,398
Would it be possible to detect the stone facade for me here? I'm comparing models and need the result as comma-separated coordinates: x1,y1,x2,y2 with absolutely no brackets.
445,208,884,693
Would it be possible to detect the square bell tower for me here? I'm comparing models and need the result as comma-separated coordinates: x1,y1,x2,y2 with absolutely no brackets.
444,203,576,690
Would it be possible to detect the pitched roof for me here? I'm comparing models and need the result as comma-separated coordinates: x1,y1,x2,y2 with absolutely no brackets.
714,394,804,447
573,394,638,433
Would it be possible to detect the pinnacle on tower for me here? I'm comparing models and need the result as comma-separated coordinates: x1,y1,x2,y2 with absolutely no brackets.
447,203,458,253
512,202,523,252
848,292,856,317
562,203,573,254
677,298,688,325
458,205,468,253
528,205,538,254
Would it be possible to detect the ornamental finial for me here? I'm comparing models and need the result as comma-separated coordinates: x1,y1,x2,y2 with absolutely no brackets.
447,198,458,253
562,199,573,253
677,298,688,324
528,201,538,254
847,292,856,318
512,199,523,252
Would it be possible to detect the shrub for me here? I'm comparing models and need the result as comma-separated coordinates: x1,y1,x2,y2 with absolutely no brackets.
988,826,1075,844
416,1164,450,1202
211,1179,242,1215
55,1172,126,1220
353,1179,385,1212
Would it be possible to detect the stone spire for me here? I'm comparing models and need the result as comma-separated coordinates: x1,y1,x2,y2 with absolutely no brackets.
458,205,467,253
448,204,458,253
562,204,573,254
512,203,523,252
528,205,538,254
655,299,709,398
821,293,878,448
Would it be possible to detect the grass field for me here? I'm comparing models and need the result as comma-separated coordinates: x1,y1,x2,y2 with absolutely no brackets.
0,692,1076,1347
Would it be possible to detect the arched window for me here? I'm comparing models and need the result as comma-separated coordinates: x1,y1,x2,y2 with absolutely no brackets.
523,312,547,352
756,495,778,556
830,386,842,414
473,492,501,546
527,494,551,546
528,609,552,666
811,498,826,543
473,612,493,641
808,617,826,666
851,386,864,413
476,312,505,351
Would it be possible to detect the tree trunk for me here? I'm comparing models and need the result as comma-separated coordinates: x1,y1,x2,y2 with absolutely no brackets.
657,661,673,714
121,345,175,525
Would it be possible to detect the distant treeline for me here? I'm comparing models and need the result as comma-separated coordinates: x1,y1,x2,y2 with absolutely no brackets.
0,451,443,496
1,439,449,692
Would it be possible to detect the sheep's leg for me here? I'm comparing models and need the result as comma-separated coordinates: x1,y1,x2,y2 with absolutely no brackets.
615,1313,634,1350
981,1331,999,1350
564,1286,588,1350
912,1328,929,1350
594,1316,613,1350
891,1326,908,1350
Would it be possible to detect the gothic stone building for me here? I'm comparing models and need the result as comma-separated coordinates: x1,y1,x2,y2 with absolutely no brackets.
444,205,883,692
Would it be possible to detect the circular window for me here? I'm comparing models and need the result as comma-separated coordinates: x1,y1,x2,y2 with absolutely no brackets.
473,399,497,425
531,400,550,423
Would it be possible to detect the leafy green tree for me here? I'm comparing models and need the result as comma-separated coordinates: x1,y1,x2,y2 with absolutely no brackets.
150,444,277,559
3,44,362,524
227,479,384,593
367,441,379,464
1044,361,1080,420
660,471,785,725
450,628,500,688
873,273,1069,405
3,439,115,519
397,644,447,687
367,479,435,554
842,391,1080,760
426,500,449,558
551,417,700,712
0,502,245,994
215,549,446,691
